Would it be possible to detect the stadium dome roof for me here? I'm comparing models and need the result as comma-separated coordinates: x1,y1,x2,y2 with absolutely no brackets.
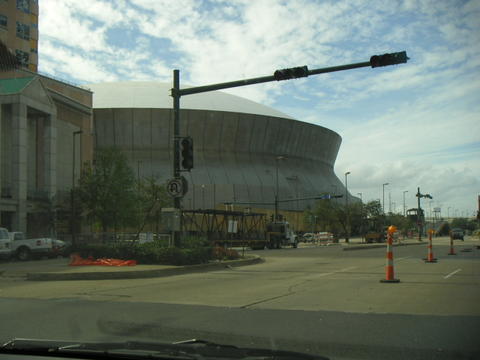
88,81,294,119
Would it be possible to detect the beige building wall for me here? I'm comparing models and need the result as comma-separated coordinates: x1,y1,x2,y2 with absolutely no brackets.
0,0,39,72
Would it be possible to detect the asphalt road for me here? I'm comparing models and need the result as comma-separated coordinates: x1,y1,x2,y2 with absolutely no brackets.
1,237,479,360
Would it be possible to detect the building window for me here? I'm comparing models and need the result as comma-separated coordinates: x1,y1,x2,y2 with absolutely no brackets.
30,39,37,53
0,14,7,29
17,0,30,14
15,49,29,67
16,21,30,40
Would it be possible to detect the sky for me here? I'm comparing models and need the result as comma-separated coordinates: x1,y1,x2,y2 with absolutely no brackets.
38,0,480,218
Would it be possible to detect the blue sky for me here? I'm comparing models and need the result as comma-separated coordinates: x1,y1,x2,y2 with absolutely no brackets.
38,0,480,217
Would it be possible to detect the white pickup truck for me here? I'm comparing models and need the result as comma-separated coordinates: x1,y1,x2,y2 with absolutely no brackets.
8,231,54,261
0,227,11,259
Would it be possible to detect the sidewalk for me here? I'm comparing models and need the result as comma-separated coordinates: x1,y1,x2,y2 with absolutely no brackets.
0,255,263,281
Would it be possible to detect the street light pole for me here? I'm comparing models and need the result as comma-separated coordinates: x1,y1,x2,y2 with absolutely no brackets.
382,183,389,213
274,156,286,221
403,190,408,216
388,192,392,214
71,130,82,246
345,171,350,243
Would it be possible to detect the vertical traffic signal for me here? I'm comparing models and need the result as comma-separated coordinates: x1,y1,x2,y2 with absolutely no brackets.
180,137,193,171
370,51,409,68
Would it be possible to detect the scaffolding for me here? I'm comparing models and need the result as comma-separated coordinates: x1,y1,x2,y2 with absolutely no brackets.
182,209,267,243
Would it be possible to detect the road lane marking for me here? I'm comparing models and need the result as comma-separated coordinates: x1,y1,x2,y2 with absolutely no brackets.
337,266,358,272
309,266,358,279
444,268,462,279
396,256,412,261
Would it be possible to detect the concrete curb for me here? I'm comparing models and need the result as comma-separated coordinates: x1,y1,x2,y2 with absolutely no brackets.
26,255,264,281
342,241,427,251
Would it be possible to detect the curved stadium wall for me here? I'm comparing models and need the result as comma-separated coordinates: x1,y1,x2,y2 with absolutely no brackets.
89,82,348,212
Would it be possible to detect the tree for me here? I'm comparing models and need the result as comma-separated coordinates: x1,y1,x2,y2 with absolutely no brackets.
364,200,383,219
361,200,386,236
77,148,138,237
385,213,413,236
437,222,451,236
309,198,346,239
451,217,477,232
133,177,172,239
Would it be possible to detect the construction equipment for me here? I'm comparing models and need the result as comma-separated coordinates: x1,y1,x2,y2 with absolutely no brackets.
364,218,386,243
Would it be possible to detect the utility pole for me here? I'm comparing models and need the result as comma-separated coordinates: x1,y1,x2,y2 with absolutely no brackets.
382,183,389,214
71,130,82,246
345,171,350,243
403,190,408,216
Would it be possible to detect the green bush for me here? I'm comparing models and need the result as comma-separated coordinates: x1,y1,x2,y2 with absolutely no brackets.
70,241,214,265
177,235,209,249
212,246,240,260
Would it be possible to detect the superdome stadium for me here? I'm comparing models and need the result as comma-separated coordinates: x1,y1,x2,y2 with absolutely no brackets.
89,81,350,212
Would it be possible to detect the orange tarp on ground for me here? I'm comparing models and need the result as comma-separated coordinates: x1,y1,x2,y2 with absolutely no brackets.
69,254,137,266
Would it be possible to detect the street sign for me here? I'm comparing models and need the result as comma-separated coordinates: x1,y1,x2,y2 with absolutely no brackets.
167,177,186,197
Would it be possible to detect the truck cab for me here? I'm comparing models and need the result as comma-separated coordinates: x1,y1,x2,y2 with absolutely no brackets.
266,221,297,249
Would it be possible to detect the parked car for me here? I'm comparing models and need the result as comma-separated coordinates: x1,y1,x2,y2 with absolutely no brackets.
8,232,54,261
0,227,11,260
451,228,464,241
302,233,315,242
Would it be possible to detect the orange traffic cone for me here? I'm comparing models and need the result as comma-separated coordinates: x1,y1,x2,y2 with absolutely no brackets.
424,229,437,263
380,225,400,283
448,233,456,255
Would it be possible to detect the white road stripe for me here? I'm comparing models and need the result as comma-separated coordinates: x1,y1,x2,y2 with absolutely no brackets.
444,268,462,279
396,256,412,261
311,266,358,278
338,266,358,272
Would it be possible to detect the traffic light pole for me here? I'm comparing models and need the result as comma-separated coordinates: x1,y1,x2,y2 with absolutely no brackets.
417,188,422,241
416,187,433,241
171,52,408,246
176,61,372,97
172,70,181,246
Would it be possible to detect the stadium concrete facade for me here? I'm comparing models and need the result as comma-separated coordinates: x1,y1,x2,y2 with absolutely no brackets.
89,81,351,212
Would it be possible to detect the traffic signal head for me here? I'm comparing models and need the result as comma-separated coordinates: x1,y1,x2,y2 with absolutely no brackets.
274,66,309,81
180,137,193,171
370,51,409,68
